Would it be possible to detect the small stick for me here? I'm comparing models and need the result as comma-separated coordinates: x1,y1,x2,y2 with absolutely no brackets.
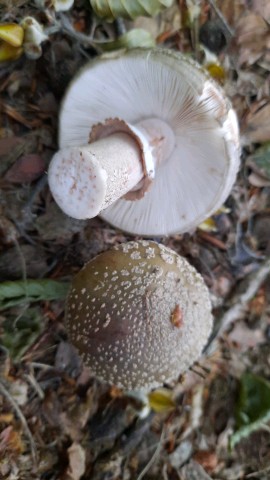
24,373,45,400
206,256,270,353
57,13,103,53
207,0,234,38
136,427,165,480
198,230,227,251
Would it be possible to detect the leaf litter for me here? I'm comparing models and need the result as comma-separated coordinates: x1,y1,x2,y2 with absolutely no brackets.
1,0,270,479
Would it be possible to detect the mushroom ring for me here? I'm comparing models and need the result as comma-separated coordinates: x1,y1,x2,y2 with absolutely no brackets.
48,48,240,236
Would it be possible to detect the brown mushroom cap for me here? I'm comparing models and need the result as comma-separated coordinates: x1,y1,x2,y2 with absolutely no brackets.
65,241,213,390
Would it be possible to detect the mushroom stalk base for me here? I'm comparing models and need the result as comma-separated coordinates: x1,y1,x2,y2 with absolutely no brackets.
48,132,145,220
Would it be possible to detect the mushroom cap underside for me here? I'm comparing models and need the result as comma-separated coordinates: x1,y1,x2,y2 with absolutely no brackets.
65,240,213,390
59,48,240,236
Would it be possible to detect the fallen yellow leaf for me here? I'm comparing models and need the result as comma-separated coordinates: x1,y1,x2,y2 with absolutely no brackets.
205,63,226,83
0,42,23,61
148,388,176,413
0,23,24,47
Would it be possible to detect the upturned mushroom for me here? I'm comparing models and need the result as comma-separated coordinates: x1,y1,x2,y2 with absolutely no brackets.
48,48,240,236
65,240,213,391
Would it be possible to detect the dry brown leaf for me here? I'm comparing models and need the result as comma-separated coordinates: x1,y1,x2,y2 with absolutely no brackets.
180,459,213,480
193,450,219,473
0,102,36,129
243,101,270,143
236,12,268,44
0,215,18,246
248,287,267,316
60,383,100,441
236,70,265,97
0,244,48,281
216,0,245,27
169,440,193,468
252,0,270,21
132,3,181,39
0,136,23,156
0,413,14,423
252,213,270,255
66,442,86,480
235,12,270,66
228,322,264,350
248,171,270,187
35,203,84,243
4,153,46,183
0,426,24,456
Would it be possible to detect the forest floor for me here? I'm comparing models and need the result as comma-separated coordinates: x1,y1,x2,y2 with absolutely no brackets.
1,1,270,479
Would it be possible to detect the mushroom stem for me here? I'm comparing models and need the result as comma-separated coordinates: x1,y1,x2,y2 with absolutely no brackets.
48,116,176,220
48,132,145,219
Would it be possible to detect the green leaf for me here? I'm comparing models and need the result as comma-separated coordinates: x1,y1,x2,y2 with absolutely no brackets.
90,0,174,21
1,308,43,361
100,29,155,51
230,372,270,449
0,279,70,310
247,142,270,180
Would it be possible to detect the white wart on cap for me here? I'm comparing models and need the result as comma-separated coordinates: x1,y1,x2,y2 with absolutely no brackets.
65,240,213,391
48,48,240,236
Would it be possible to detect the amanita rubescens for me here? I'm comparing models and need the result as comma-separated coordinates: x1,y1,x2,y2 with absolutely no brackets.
48,48,240,236
65,240,213,390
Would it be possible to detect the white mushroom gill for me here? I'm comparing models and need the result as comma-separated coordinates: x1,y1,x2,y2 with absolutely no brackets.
65,240,213,391
49,48,240,236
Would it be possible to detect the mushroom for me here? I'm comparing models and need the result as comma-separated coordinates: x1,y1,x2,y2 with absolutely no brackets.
48,48,240,236
65,240,213,391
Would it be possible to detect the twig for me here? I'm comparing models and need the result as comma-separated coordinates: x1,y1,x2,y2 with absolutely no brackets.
56,13,103,53
198,230,227,251
190,366,207,379
24,373,45,400
206,257,270,353
219,257,270,333
207,0,234,38
13,237,27,284
137,427,165,480
43,9,102,53
246,466,270,478
29,361,55,371
0,380,37,464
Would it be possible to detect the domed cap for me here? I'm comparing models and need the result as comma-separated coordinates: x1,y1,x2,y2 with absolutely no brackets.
58,48,240,236
65,241,213,390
